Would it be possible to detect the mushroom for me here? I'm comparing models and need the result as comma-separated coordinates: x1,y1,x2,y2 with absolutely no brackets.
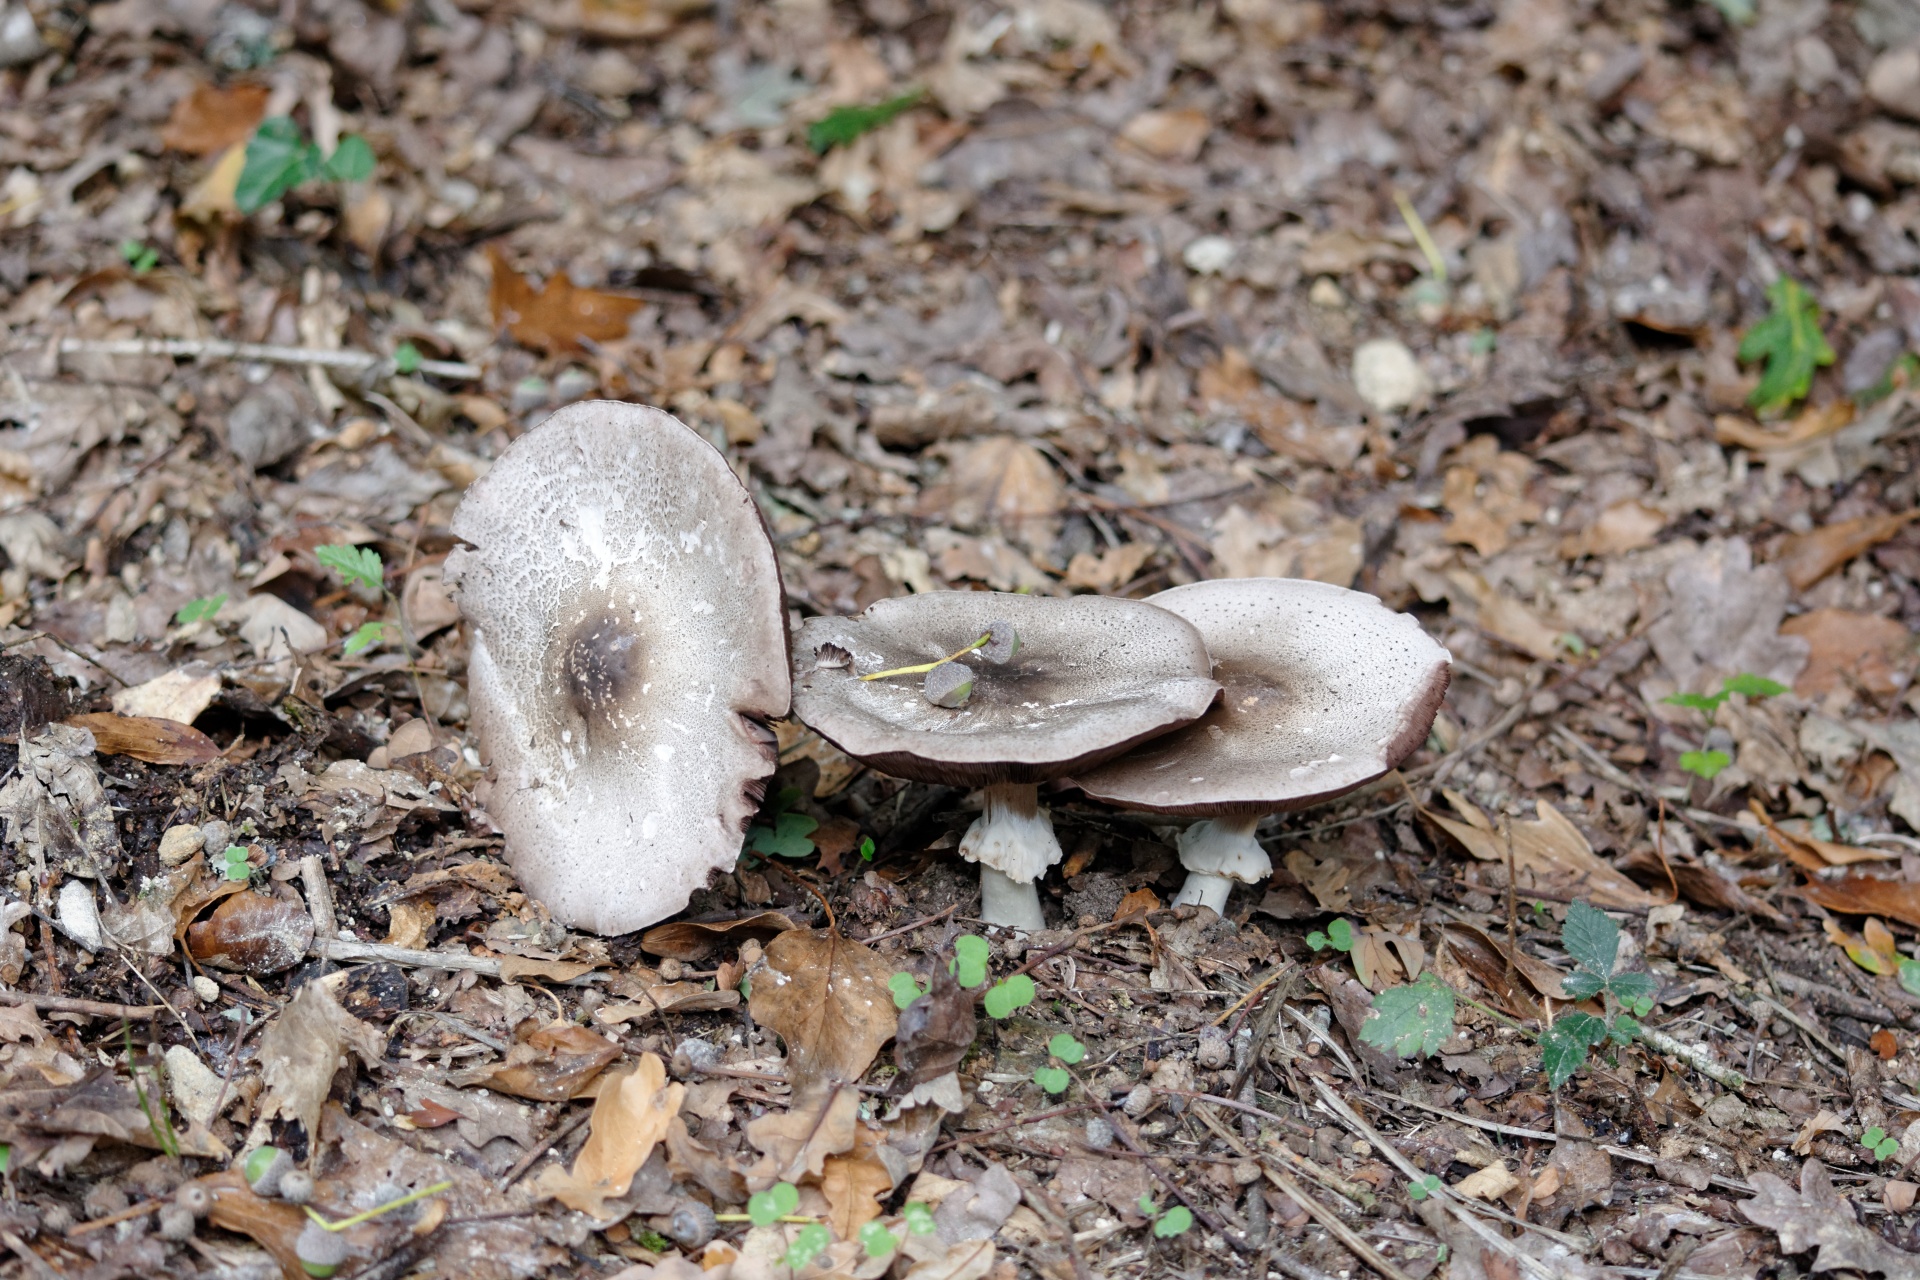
1069,578,1451,915
447,402,790,935
792,592,1219,931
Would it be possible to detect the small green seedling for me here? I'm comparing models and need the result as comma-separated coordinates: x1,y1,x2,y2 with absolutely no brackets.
748,1181,800,1227
1359,971,1457,1059
1033,1032,1084,1094
1407,1174,1441,1201
1863,1126,1899,1162
1138,1195,1193,1239
747,787,819,859
983,973,1035,1020
119,239,159,274
342,621,393,656
808,89,925,153
858,835,875,862
221,845,253,882
1307,918,1354,953
174,593,227,627
859,1219,897,1258
316,543,384,594
237,118,375,214
1899,959,1920,998
951,935,990,989
1740,276,1832,415
1664,673,1786,781
1540,902,1657,1089
889,971,929,1010
785,1222,832,1270
632,1227,671,1252
902,1201,936,1235
393,342,422,374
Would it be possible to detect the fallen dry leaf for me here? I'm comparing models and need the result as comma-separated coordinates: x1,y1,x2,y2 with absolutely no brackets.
110,665,221,723
1119,108,1211,161
1455,1161,1519,1201
533,1052,684,1219
745,1084,861,1187
921,436,1064,551
255,973,386,1146
1800,874,1920,930
1775,510,1920,592
1558,500,1665,559
1742,1158,1916,1275
1780,609,1915,700
496,955,602,984
893,964,977,1090
186,889,315,974
487,245,645,354
66,712,220,765
1113,886,1160,920
1426,790,1660,909
162,82,270,155
452,1022,621,1101
1064,541,1155,591
1443,437,1541,557
749,927,896,1103
821,1122,893,1236
666,1114,749,1203
641,910,796,961
1714,401,1855,452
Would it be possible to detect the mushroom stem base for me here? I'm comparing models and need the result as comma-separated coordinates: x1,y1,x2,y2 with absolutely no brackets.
978,866,1045,933
1172,815,1268,916
960,782,1059,932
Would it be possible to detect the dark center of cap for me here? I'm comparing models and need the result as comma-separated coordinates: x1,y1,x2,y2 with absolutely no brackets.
563,613,643,728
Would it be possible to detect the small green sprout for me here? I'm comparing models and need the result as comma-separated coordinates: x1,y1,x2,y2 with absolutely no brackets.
1863,1126,1898,1162
1407,1174,1441,1201
902,1201,936,1235
746,786,817,859
858,835,875,862
342,621,392,657
221,845,252,882
1138,1195,1192,1238
393,342,422,374
1899,959,1920,998
807,89,925,153
237,118,376,214
315,543,384,594
1678,750,1731,780
1740,276,1832,414
632,1228,671,1252
1540,902,1658,1089
1664,673,1786,782
1047,1033,1085,1064
983,973,1035,1019
119,239,159,274
889,971,928,1010
785,1222,831,1270
1035,1033,1082,1095
174,594,227,626
748,1181,800,1227
951,935,990,989
859,1219,897,1258
1307,918,1354,953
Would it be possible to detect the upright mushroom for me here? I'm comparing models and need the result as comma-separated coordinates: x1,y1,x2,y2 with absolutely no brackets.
792,592,1218,931
447,402,790,935
1070,578,1450,915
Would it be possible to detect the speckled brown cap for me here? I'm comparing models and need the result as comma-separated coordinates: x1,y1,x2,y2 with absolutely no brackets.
791,591,1219,787
1069,578,1451,816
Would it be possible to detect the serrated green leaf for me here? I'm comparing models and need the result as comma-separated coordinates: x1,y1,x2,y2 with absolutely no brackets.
1608,1013,1641,1045
858,1220,897,1258
1033,1066,1070,1094
1561,971,1605,1001
806,88,924,153
1152,1206,1193,1238
237,117,320,213
342,620,391,656
983,973,1035,1019
1679,749,1731,780
1739,277,1833,414
1540,1017,1596,1089
1722,672,1787,699
1358,972,1456,1059
1561,901,1619,979
315,543,385,593
1607,971,1659,1007
321,134,374,182
1327,918,1354,952
1048,1033,1085,1064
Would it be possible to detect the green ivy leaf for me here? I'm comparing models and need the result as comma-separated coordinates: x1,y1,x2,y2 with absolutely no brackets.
902,1202,936,1235
1562,901,1620,979
1722,672,1788,699
1033,1066,1070,1094
983,973,1035,1019
1151,1205,1193,1238
858,1220,897,1258
806,89,924,153
784,1222,831,1270
1048,1033,1085,1064
748,811,819,858
174,593,227,626
1358,972,1456,1059
321,134,374,183
1679,749,1731,780
315,543,385,593
1407,1174,1440,1201
237,117,320,213
1739,277,1834,415
342,621,391,656
952,935,990,990
1540,1016,1598,1090
888,971,926,1011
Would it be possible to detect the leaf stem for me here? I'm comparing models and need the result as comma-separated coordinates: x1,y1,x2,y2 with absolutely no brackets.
859,633,991,681
713,1214,820,1224
304,1181,453,1231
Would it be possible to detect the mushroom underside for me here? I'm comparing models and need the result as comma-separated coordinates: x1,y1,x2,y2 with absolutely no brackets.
958,781,1058,932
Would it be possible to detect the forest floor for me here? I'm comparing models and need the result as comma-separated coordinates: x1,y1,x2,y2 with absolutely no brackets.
2,0,1920,1277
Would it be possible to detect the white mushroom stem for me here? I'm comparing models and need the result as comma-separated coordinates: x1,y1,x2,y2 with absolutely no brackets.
1172,815,1270,915
959,782,1059,932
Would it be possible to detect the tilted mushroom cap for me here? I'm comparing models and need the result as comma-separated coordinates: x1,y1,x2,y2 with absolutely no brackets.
1070,578,1450,815
792,592,1219,786
447,402,790,935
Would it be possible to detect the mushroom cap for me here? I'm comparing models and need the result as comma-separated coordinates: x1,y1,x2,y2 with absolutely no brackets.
1069,578,1451,816
791,592,1219,786
447,402,790,935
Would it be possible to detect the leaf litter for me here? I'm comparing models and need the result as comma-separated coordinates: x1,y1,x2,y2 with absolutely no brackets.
1,0,1920,1277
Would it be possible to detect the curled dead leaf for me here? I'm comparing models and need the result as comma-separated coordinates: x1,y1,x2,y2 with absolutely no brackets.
66,712,220,765
640,910,796,961
450,1022,621,1101
532,1052,684,1219
186,889,315,974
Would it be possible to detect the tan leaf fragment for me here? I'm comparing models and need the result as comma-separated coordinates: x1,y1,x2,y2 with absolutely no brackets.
1558,500,1665,559
1427,791,1659,909
745,1086,861,1189
821,1122,894,1237
1742,1158,1918,1276
532,1052,683,1219
255,973,386,1146
748,927,897,1104
1454,1161,1519,1201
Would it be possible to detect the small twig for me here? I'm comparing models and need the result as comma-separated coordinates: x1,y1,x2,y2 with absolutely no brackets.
859,632,991,681
1265,1161,1415,1280
0,990,161,1018
56,337,481,380
1069,1069,1251,1252
1015,1174,1092,1280
66,1195,165,1237
0,1230,60,1280
300,854,338,946
864,904,957,944
313,937,603,982
499,1109,592,1191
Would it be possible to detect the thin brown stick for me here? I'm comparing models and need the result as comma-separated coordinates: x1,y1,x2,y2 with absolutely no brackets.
1068,1069,1251,1252
0,990,161,1018
498,1108,592,1191
864,904,956,944
1264,1162,1415,1280
67,1196,164,1237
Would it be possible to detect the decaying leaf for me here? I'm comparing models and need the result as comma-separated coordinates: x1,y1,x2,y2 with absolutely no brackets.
821,1121,894,1236
533,1052,684,1219
640,910,797,961
1780,609,1916,700
0,1069,229,1170
1775,511,1920,592
186,889,315,974
162,82,271,155
745,1085,861,1188
1741,1158,1916,1275
893,965,977,1090
749,927,896,1103
1800,874,1920,931
487,245,644,353
256,972,387,1146
66,712,221,764
449,1021,621,1100
1425,791,1660,909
